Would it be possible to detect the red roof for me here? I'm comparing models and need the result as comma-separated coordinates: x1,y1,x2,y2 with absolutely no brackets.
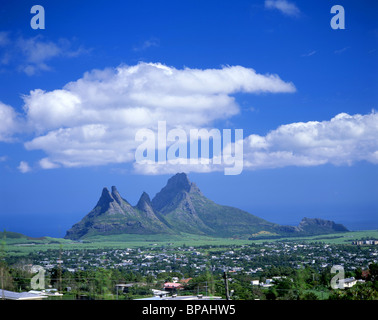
179,278,192,284
361,270,370,279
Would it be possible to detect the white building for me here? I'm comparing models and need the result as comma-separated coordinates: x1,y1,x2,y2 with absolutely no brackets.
0,289,48,300
251,280,259,286
344,277,357,288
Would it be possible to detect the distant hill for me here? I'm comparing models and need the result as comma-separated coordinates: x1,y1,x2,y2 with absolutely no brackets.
0,230,46,241
275,217,349,237
64,173,348,240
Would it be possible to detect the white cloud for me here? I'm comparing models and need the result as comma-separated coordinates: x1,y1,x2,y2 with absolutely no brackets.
20,62,295,168
133,37,160,51
1,33,88,75
134,111,378,174
2,62,377,175
39,158,60,169
243,111,378,169
0,101,21,142
265,0,301,17
301,50,317,57
18,161,31,173
17,36,61,64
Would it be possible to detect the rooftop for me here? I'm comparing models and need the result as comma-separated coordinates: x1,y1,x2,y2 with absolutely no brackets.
0,289,48,300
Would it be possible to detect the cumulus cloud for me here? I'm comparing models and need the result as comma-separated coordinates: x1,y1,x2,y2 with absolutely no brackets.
243,111,378,169
134,111,378,174
18,161,31,173
20,62,295,169
1,62,377,175
0,101,21,142
265,0,301,17
0,33,88,75
39,158,60,169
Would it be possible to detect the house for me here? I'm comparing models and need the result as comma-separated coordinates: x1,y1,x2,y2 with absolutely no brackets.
115,283,134,294
0,289,48,300
259,279,274,288
163,282,183,291
151,289,169,297
344,277,357,288
251,280,260,286
28,289,63,297
352,240,378,245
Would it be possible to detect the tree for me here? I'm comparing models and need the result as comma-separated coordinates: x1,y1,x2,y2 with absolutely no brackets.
0,265,14,292
300,292,318,300
329,283,378,300
251,286,264,300
95,268,113,299
265,287,278,300
368,263,378,282
146,274,155,284
275,278,295,298
0,232,14,293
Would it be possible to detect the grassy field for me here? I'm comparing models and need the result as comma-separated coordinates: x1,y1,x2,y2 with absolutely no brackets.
269,230,378,244
2,229,378,257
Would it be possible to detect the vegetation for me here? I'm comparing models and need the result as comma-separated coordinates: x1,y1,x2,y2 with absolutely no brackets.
0,230,377,300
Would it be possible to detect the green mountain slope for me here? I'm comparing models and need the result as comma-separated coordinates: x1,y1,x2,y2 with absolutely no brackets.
151,173,278,237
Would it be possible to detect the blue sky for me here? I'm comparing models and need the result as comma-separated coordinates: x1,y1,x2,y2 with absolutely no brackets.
0,0,377,237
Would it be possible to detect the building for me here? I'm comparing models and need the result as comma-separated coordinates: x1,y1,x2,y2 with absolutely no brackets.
260,279,274,288
251,280,259,286
0,289,48,300
163,282,183,291
344,277,357,288
352,240,378,245
115,283,134,294
28,289,63,297
151,289,169,298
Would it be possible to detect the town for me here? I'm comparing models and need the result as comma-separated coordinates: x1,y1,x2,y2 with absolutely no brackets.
1,239,377,300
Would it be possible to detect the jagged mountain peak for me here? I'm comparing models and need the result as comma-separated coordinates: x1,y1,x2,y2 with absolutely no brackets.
166,172,191,191
136,191,152,209
111,185,119,195
151,173,202,212
111,186,130,206
96,187,114,207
